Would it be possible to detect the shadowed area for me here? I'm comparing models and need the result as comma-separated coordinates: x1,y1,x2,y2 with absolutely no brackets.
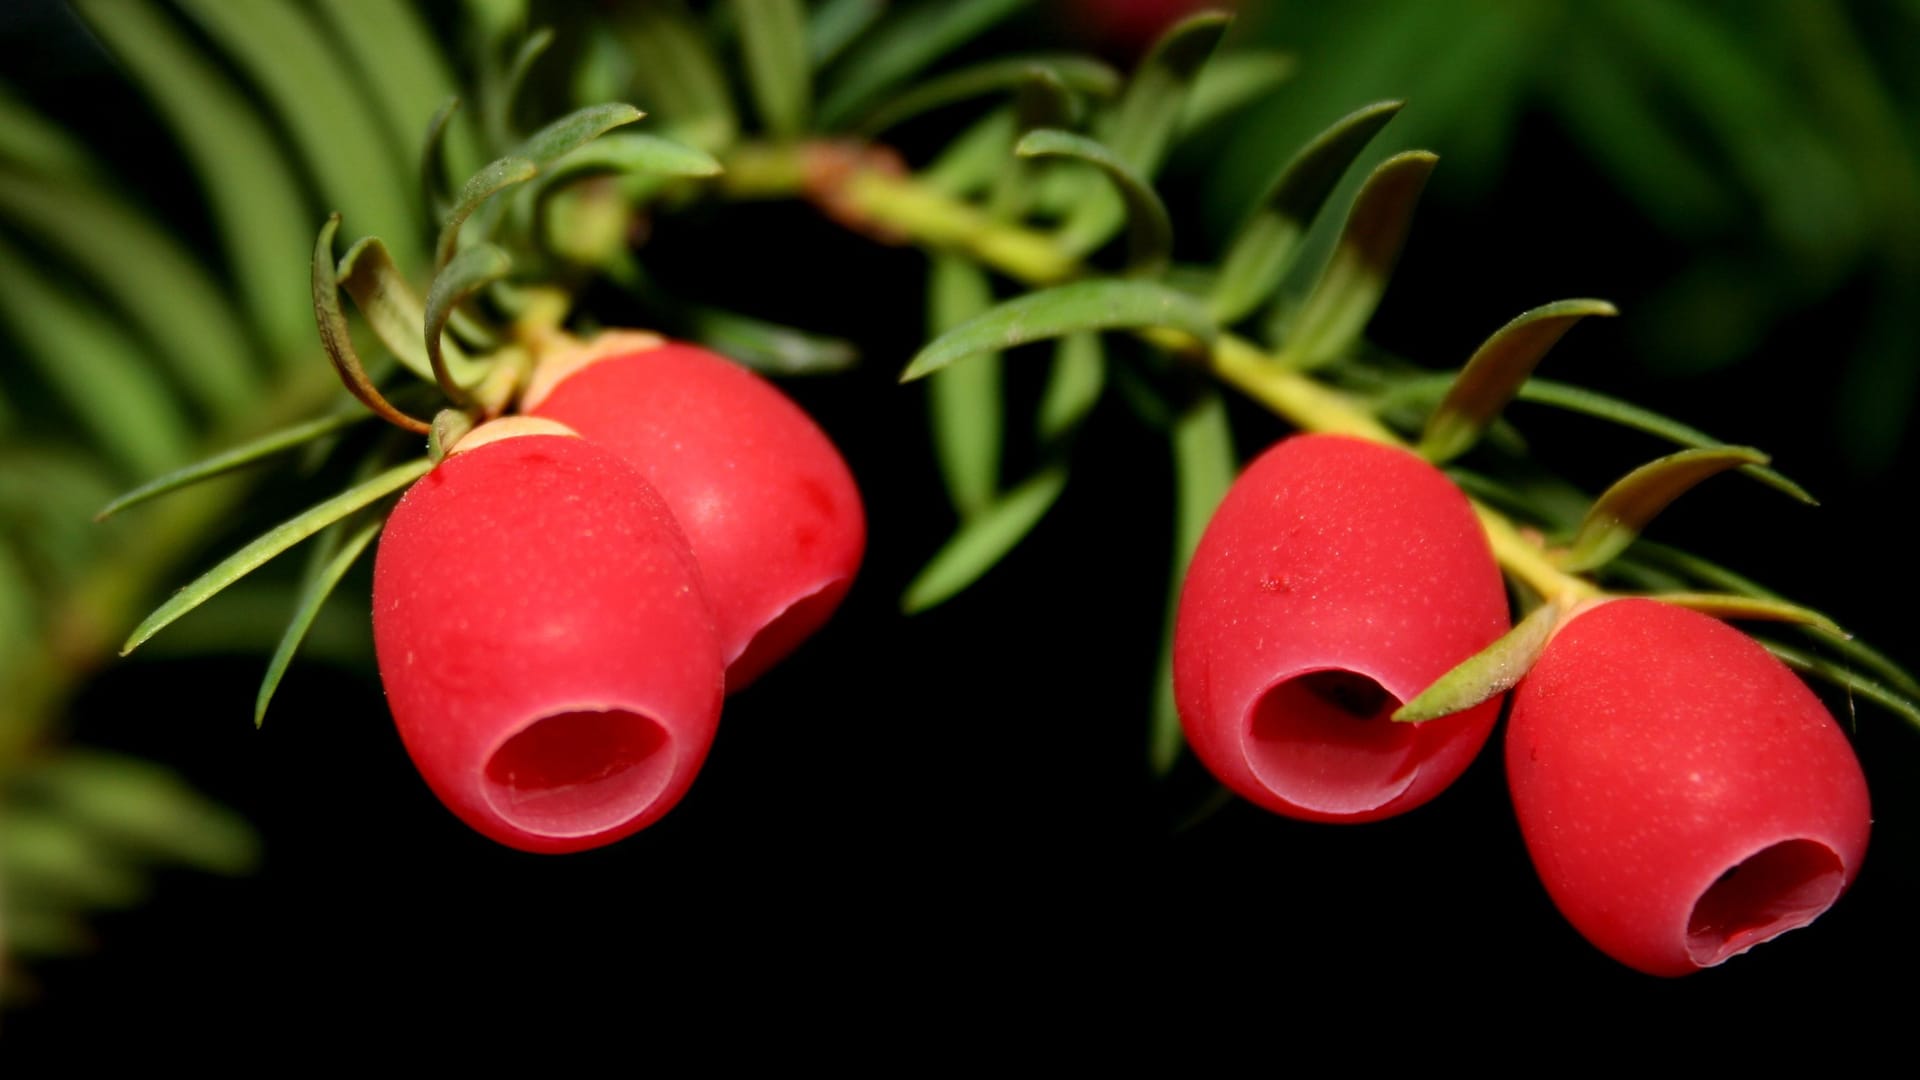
1245,670,1416,815
728,581,847,691
1687,839,1845,966
483,710,674,837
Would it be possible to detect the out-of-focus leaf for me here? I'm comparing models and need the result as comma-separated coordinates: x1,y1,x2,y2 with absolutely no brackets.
923,107,1017,195
425,244,514,403
96,411,369,522
74,0,313,356
903,280,1215,382
1178,49,1296,135
1419,298,1617,463
1060,11,1228,253
1037,331,1105,443
734,0,811,138
1281,151,1436,370
438,103,644,265
1764,639,1920,733
571,29,635,113
617,1,739,151
0,542,33,691
1395,602,1560,723
902,465,1067,614
1510,379,1815,504
33,750,259,875
1562,447,1768,573
0,240,193,475
316,0,478,191
1149,392,1235,775
857,54,1121,135
1017,129,1173,276
488,27,556,151
686,306,858,375
419,96,464,220
1,903,89,957
818,0,1029,129
0,811,145,910
0,171,258,419
926,254,1003,519
1210,101,1404,325
808,0,884,69
176,0,419,268
0,80,96,178
257,518,382,727
121,457,432,656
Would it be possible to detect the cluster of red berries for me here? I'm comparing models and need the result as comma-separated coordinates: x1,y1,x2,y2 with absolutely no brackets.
371,334,865,854
1173,433,1872,976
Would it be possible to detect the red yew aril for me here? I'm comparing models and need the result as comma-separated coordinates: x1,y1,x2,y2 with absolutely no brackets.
372,419,724,854
526,332,865,690
1173,434,1510,823
1507,598,1871,976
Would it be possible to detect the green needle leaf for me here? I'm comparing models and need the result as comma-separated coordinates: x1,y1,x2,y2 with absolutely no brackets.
808,0,884,69
1037,332,1106,444
685,306,858,375
488,27,557,151
95,411,370,522
856,54,1121,135
735,0,811,139
256,518,382,727
436,155,537,268
1763,639,1920,733
1210,101,1404,325
1419,298,1619,463
1017,129,1174,277
1394,602,1561,723
1059,10,1228,253
420,96,464,218
0,171,259,419
1652,593,1845,638
1151,392,1236,775
902,280,1216,382
1283,150,1436,370
120,458,431,656
902,466,1068,614
541,132,723,187
927,255,1004,520
1563,447,1768,573
617,2,739,151
1513,380,1816,504
0,80,96,178
338,235,481,386
426,244,514,404
818,0,1029,129
437,103,644,266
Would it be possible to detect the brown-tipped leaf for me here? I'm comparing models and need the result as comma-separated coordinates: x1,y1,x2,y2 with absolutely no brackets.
1419,298,1617,463
1395,601,1561,723
1283,151,1436,370
338,235,480,386
313,216,430,434
1209,100,1404,325
1016,129,1172,276
424,243,512,405
1562,446,1768,572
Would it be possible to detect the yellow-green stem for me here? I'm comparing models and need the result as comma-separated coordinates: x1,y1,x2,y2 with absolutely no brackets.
722,140,1604,607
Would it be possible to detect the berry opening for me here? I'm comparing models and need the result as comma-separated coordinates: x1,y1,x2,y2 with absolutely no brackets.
1685,839,1846,967
1243,669,1417,816
482,709,675,838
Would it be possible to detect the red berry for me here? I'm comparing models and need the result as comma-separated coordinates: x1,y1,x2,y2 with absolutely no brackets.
527,334,865,690
1507,598,1871,976
372,421,724,854
1173,434,1510,823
